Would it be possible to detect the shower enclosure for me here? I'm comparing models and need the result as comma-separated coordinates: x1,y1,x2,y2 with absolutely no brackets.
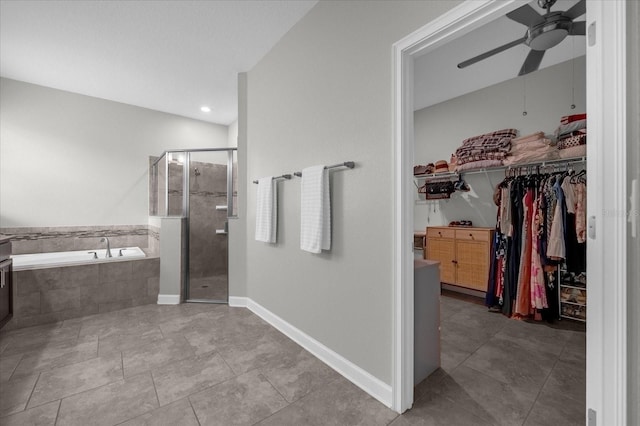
150,148,237,303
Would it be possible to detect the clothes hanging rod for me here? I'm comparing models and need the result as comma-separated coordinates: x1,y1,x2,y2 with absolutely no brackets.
293,161,355,177
415,156,586,181
504,156,586,170
252,174,292,184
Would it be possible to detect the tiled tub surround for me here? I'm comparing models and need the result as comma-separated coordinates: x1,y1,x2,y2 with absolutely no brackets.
0,225,157,256
5,256,159,331
148,224,160,255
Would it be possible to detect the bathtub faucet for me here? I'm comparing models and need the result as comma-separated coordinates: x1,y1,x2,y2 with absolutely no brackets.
100,237,113,258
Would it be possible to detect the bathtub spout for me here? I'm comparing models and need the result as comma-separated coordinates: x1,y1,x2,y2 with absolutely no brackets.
100,237,112,258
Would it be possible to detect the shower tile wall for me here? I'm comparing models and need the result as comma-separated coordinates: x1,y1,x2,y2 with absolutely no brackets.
168,162,184,216
188,160,228,300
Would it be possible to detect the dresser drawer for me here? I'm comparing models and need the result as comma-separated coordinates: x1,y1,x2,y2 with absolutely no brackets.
455,229,491,242
427,228,455,239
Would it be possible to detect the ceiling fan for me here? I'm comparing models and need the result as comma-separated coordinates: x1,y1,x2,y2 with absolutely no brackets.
457,0,586,76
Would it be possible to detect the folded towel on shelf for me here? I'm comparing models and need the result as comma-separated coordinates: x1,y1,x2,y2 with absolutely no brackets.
555,119,587,139
511,131,546,144
455,159,504,172
502,133,558,165
460,128,518,147
558,145,587,159
255,177,277,243
510,135,552,151
560,113,586,125
456,152,509,165
503,147,560,166
557,133,587,150
300,165,331,253
455,128,517,165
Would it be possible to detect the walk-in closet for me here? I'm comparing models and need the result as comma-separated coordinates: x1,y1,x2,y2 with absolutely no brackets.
411,1,588,424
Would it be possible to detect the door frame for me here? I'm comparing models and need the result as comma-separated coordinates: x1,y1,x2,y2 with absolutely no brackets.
391,2,628,424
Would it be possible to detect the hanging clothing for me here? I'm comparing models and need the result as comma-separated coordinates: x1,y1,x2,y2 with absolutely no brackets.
547,178,566,260
574,182,587,243
530,193,548,310
487,169,586,321
515,188,534,316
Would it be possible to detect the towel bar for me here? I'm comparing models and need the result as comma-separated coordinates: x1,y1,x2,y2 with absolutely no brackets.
293,161,355,177
252,174,292,184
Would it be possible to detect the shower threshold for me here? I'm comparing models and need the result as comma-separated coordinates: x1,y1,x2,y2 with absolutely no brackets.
184,299,227,304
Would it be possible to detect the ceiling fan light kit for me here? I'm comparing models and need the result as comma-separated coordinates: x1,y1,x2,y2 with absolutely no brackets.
457,0,585,76
527,14,572,51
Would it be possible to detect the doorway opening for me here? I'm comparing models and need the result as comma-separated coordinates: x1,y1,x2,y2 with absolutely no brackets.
393,1,629,423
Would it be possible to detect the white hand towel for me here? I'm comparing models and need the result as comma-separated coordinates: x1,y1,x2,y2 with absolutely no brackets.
300,165,331,253
255,177,277,243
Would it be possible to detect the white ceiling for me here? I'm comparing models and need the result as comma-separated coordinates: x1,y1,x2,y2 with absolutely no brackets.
1,1,585,125
0,0,318,125
414,0,586,111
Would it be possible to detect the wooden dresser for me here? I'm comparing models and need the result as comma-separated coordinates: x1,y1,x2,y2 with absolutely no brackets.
425,226,494,292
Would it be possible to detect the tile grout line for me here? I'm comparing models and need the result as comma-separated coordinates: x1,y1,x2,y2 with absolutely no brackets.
149,370,162,410
187,396,202,426
248,377,331,426
5,353,24,382
22,371,42,412
258,368,291,404
53,399,62,426
520,354,562,425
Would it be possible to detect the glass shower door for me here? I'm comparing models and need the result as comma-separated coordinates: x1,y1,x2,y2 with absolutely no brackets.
185,151,233,302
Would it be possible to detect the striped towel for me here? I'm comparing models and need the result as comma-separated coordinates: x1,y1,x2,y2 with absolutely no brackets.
300,165,331,253
255,177,277,243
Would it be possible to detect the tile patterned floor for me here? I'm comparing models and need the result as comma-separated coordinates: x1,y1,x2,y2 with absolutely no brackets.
0,295,585,425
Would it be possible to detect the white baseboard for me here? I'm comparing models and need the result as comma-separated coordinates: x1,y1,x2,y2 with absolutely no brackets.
246,298,393,408
157,294,180,305
228,296,248,307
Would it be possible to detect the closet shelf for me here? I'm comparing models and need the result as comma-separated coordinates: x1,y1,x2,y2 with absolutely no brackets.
414,171,458,181
560,300,587,307
561,315,586,323
413,156,586,184
560,283,587,290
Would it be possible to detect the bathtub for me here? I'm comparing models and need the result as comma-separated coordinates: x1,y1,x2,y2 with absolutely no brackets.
12,247,146,271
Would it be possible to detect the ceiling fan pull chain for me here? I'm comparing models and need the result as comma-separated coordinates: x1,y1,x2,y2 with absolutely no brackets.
570,36,576,109
522,76,528,116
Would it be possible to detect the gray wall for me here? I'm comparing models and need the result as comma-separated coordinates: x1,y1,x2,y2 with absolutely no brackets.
228,73,248,300
413,56,586,230
245,1,461,385
627,1,640,423
0,78,230,227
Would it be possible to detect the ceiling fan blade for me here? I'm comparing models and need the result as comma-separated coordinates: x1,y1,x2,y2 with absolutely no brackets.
457,37,526,69
570,21,586,36
506,4,545,27
519,49,545,76
564,0,586,20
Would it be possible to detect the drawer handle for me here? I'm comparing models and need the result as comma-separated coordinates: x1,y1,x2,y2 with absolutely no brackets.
469,233,474,239
451,260,458,264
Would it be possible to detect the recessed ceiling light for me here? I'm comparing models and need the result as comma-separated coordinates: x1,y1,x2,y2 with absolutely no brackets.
200,106,211,113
